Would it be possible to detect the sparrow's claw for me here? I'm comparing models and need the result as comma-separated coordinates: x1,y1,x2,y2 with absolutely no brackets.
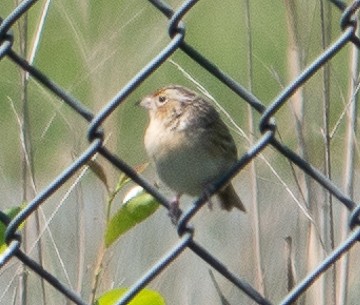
168,195,182,224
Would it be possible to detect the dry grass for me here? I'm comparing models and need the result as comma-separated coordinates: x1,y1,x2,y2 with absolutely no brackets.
1,1,360,304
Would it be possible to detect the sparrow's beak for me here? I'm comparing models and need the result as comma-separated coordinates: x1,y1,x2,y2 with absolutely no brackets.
137,97,152,109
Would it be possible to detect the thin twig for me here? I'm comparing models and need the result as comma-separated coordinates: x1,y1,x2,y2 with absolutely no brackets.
244,0,266,296
338,16,359,305
319,2,336,304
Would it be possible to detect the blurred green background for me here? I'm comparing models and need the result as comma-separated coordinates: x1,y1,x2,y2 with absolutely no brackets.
1,1,359,305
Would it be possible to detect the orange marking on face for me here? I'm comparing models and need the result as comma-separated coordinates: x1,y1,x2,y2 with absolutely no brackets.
155,101,179,124
153,88,167,98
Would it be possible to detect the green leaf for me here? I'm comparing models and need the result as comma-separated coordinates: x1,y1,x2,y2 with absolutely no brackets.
95,288,165,305
0,206,22,254
111,163,150,200
105,187,159,247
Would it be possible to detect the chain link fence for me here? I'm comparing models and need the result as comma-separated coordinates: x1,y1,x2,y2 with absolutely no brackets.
1,0,360,304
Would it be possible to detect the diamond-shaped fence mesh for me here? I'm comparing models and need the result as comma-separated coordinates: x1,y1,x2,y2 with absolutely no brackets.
1,0,360,304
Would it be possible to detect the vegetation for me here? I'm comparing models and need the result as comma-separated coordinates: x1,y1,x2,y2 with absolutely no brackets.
0,1,359,304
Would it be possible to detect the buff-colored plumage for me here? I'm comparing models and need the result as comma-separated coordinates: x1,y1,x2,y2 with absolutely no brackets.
140,85,246,216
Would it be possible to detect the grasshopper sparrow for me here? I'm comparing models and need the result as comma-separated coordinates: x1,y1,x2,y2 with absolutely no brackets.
139,85,246,220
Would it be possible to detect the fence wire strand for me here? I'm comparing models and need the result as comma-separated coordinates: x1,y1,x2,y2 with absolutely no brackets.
1,0,360,304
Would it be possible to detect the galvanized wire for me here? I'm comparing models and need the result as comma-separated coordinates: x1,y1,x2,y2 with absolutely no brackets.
0,0,360,304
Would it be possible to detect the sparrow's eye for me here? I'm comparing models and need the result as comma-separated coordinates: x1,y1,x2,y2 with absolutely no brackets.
158,95,166,103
